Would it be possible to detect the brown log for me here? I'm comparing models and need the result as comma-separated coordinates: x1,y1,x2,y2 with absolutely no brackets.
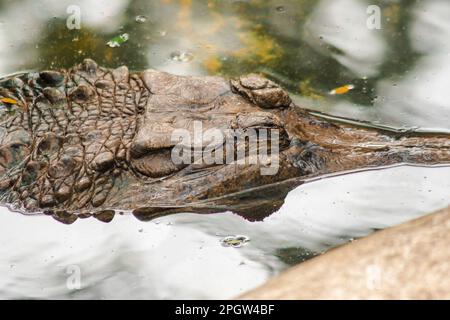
239,206,450,300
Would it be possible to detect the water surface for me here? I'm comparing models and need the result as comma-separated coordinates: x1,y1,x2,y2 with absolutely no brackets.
1,165,449,299
0,0,449,299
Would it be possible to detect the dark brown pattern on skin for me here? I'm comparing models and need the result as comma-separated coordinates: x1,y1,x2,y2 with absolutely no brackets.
0,59,449,223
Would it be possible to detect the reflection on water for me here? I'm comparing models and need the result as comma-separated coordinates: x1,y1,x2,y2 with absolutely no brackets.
0,165,448,299
0,0,449,299
0,0,449,129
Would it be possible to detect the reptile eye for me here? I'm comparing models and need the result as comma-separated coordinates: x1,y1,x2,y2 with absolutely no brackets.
130,118,187,178
130,148,186,178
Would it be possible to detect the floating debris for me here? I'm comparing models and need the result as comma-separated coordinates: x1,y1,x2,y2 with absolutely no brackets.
135,15,147,23
0,98,18,114
329,84,355,95
276,6,286,12
0,97,18,105
106,33,129,48
170,50,194,62
221,235,250,248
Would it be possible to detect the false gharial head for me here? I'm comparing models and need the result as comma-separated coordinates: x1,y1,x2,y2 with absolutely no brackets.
2,60,449,223
0,59,319,223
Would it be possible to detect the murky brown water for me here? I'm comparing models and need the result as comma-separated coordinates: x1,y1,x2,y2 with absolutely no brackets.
0,0,449,299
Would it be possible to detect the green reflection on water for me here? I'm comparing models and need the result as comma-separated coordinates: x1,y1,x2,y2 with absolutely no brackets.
4,0,418,109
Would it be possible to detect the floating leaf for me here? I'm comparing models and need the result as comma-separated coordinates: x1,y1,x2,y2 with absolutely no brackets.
329,84,355,95
0,97,18,104
221,235,250,248
106,33,129,48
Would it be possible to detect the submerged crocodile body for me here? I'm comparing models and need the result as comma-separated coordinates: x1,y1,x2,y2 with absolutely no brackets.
0,59,449,223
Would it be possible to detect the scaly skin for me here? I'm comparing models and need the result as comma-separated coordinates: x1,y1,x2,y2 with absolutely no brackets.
0,59,449,223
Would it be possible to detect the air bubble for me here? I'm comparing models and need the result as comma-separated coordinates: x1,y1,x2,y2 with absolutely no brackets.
135,15,147,23
170,51,194,62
